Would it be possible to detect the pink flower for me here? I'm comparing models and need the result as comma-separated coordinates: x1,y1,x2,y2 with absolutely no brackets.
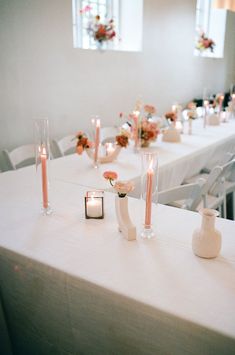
114,180,135,197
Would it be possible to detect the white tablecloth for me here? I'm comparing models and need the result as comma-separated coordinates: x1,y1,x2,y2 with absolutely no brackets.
49,119,235,194
0,169,235,354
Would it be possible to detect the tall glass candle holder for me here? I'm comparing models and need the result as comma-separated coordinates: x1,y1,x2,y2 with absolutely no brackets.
203,100,209,128
132,110,141,153
140,152,158,239
91,116,100,168
34,118,52,215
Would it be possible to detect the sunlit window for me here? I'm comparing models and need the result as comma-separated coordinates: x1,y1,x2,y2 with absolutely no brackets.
72,0,143,52
194,0,227,58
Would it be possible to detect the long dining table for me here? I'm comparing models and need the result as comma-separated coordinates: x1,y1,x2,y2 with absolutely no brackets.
50,118,235,194
0,166,235,354
0,117,235,354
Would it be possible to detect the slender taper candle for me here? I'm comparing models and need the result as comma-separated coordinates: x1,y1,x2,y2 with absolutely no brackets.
145,161,153,227
41,147,48,209
94,118,100,165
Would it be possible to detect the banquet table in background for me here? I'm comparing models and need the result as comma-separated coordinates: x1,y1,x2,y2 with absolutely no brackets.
49,119,235,195
0,168,235,354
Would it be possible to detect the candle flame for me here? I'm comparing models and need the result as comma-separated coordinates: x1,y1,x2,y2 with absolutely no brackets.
204,100,209,106
42,147,47,155
148,158,154,172
96,119,100,127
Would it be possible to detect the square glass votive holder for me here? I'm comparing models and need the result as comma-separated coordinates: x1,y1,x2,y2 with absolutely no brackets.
85,191,104,219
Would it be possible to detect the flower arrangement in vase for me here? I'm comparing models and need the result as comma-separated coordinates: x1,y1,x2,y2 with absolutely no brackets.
120,103,159,148
103,171,136,241
139,119,160,147
162,111,181,142
195,31,215,53
76,129,129,163
87,15,116,48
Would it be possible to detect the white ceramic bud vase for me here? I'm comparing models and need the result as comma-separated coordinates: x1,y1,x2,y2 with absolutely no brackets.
115,195,136,241
192,209,222,259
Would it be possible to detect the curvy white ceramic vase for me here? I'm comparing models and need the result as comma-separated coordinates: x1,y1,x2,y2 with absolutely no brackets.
115,195,136,241
192,208,222,259
86,145,121,164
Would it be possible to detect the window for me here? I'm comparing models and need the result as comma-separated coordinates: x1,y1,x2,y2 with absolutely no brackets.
72,0,143,52
194,0,227,58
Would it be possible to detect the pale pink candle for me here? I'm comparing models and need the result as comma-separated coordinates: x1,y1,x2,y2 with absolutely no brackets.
219,95,224,113
41,147,48,209
94,119,100,163
145,163,153,227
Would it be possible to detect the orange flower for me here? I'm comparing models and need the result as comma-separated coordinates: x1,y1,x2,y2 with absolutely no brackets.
165,111,177,121
116,134,129,148
103,171,118,181
76,145,83,155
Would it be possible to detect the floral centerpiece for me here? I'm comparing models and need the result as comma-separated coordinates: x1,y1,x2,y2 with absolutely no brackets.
76,131,93,155
87,15,116,47
119,103,159,148
139,119,160,147
103,171,134,198
103,171,136,241
196,31,215,53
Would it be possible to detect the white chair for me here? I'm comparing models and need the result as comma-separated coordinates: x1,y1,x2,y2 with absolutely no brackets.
158,182,204,211
2,144,35,170
185,160,235,218
100,126,119,145
51,135,77,158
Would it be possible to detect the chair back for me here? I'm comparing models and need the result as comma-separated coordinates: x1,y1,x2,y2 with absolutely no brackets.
52,135,76,158
209,159,235,196
2,144,35,170
158,182,204,211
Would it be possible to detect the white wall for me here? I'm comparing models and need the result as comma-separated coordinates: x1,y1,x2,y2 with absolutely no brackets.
0,0,235,170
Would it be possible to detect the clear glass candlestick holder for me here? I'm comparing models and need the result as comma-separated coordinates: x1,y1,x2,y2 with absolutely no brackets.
34,118,52,215
140,151,158,239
